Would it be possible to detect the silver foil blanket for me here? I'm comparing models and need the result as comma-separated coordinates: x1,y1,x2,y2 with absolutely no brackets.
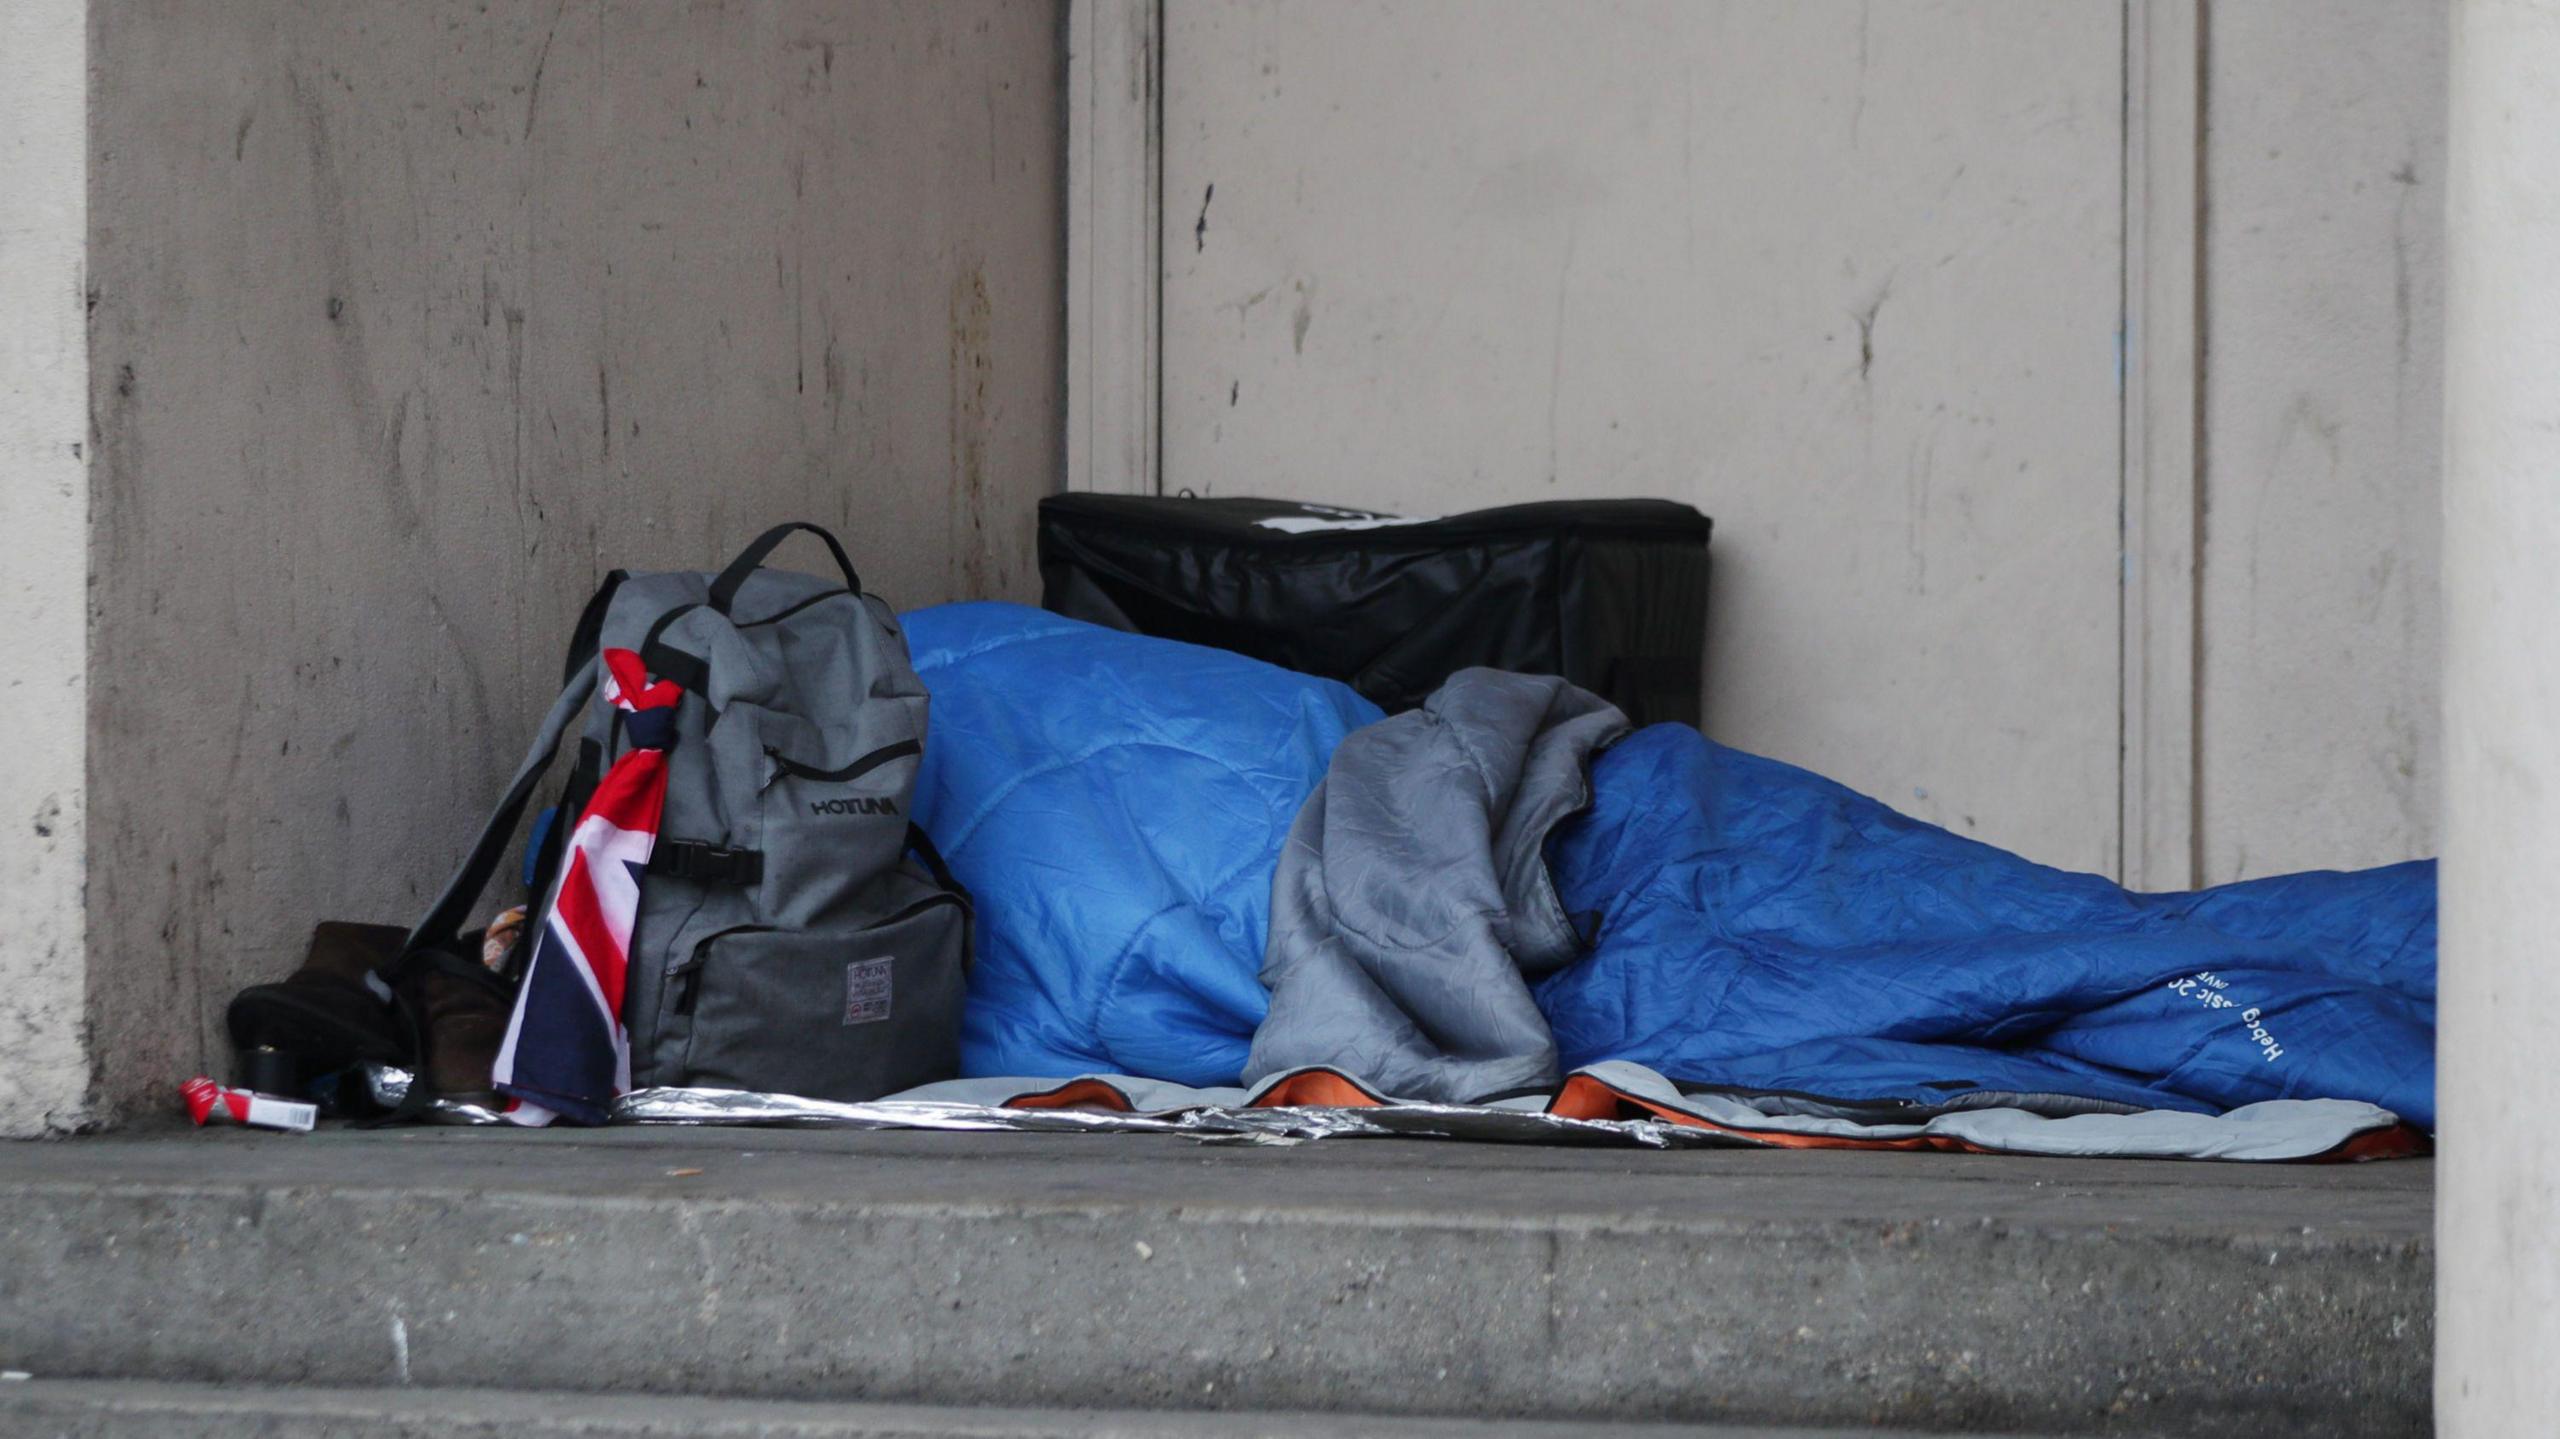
353,1060,2416,1161
612,1086,1706,1148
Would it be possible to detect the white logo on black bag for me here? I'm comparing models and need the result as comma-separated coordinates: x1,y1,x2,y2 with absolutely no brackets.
844,957,894,1025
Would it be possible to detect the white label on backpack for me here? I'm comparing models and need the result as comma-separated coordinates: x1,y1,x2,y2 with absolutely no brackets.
844,957,894,1025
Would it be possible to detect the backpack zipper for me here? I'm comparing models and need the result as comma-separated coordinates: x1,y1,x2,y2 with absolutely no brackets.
735,588,852,629
764,736,920,783
662,886,971,1017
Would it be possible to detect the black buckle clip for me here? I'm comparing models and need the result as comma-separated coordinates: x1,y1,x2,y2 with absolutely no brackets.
649,840,764,886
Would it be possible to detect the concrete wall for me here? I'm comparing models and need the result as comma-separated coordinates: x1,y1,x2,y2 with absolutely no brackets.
0,2,95,1137
1162,0,2133,876
2439,3,2560,1427
80,0,1063,1121
2199,0,2446,882
1154,0,2448,884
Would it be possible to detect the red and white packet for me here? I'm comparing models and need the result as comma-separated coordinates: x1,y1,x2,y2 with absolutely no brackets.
181,1075,316,1133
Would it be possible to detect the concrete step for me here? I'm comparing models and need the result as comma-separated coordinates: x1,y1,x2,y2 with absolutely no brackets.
0,1379,2016,1439
0,1126,2430,1436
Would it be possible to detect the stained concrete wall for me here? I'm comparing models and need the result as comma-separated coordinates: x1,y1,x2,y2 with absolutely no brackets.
81,0,1063,1121
2198,0,2447,882
0,2,95,1137
1155,0,2449,884
1161,0,2134,876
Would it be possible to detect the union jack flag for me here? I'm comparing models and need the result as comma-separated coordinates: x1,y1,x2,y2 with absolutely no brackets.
492,647,682,1126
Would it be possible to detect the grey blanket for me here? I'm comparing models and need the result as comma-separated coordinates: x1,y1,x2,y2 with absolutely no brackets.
1244,670,1631,1102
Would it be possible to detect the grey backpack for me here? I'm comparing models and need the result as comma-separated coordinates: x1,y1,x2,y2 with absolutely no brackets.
409,522,969,1109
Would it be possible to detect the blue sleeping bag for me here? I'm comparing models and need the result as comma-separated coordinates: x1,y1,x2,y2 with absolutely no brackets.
1538,728,2438,1126
904,602,1378,1084
902,603,2438,1126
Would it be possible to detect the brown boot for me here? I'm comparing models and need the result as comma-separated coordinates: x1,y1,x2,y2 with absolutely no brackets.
399,952,515,1106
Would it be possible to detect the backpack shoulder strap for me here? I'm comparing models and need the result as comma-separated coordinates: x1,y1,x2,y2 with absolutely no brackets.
403,659,599,958
562,568,629,683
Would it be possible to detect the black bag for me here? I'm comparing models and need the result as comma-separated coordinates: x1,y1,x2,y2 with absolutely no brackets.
1039,495,1711,726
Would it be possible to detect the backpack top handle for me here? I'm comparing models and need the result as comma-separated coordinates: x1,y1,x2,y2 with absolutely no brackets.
708,522,864,617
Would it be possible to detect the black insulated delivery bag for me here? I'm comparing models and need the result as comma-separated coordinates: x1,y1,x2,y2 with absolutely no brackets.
1038,495,1711,726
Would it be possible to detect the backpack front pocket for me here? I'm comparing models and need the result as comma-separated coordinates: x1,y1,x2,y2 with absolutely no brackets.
740,705,921,920
675,898,966,1103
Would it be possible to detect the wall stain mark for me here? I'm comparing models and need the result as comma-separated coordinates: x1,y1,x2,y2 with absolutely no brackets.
1853,283,1891,382
523,0,567,140
1195,182,1215,253
1850,1,1873,148
949,264,996,598
1546,228,1577,484
2388,157,2421,396
1906,426,1937,595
